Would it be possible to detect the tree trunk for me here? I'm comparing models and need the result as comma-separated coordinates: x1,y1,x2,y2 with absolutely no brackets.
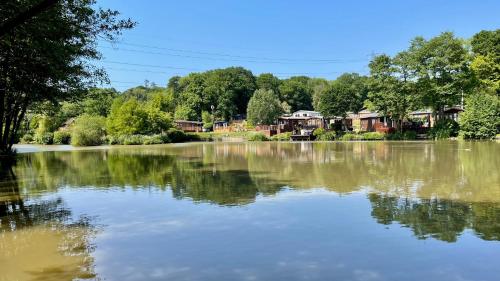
0,88,4,142
8,105,27,151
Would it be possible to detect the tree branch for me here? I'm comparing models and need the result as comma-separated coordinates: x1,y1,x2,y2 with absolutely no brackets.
0,0,59,38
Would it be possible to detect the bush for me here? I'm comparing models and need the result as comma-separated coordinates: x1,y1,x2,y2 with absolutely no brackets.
459,93,499,139
361,132,385,140
429,119,459,139
34,132,54,144
386,132,403,140
165,128,189,143
53,131,71,144
270,132,292,141
317,131,336,141
20,133,34,144
122,135,145,145
185,133,201,142
387,131,417,140
248,132,269,141
312,128,325,138
340,133,361,141
403,131,417,140
71,115,106,146
192,133,213,142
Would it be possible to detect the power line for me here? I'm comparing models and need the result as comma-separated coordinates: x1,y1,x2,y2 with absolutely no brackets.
101,60,349,76
101,60,201,71
104,65,341,76
99,45,367,65
101,39,367,63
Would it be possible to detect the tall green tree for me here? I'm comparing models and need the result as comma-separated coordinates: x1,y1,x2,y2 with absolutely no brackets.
459,92,499,139
411,32,472,119
247,89,282,125
256,73,281,94
0,0,134,154
204,67,256,120
470,29,500,95
309,78,330,110
366,53,420,131
279,76,313,112
316,73,367,130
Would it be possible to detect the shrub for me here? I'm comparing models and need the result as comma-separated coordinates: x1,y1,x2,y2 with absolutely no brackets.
312,128,325,138
459,93,499,139
429,119,459,139
317,131,336,141
201,111,213,130
35,132,54,144
386,132,403,140
122,135,145,145
20,133,34,144
192,133,213,142
403,131,417,140
362,132,385,140
53,131,71,144
340,133,361,141
165,128,189,143
248,132,269,141
270,132,292,141
71,115,106,146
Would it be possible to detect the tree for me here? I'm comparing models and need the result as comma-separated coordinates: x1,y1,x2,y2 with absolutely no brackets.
204,67,256,120
167,76,182,96
459,92,499,139
247,89,282,125
106,98,148,136
411,32,472,119
316,73,366,130
309,78,330,110
0,0,134,154
256,73,281,94
366,53,419,131
71,114,106,146
175,91,203,121
279,76,313,112
143,95,173,134
82,88,118,117
470,29,500,95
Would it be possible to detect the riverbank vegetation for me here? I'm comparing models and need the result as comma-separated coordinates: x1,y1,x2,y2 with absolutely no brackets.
2,0,498,152
0,0,134,154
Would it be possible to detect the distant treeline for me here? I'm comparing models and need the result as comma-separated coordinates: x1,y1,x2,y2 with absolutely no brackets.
18,29,500,145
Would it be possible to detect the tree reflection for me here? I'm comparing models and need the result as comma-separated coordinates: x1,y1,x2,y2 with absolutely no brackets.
0,163,97,280
9,141,500,242
368,193,500,242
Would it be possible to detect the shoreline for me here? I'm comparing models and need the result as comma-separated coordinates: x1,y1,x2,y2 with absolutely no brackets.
13,139,498,154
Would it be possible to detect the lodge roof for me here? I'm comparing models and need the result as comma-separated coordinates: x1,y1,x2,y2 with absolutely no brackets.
175,120,203,125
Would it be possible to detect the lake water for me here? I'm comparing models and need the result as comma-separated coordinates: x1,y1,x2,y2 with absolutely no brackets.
1,141,499,281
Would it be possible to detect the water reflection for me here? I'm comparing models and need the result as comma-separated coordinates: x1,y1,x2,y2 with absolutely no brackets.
1,141,500,280
14,141,500,203
368,193,500,242
0,165,97,281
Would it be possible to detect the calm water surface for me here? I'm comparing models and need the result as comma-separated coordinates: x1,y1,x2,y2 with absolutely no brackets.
1,141,499,281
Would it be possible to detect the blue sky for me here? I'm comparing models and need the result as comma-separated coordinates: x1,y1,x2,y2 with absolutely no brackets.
95,0,500,91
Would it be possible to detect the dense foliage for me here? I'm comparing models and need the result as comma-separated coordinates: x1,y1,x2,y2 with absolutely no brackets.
0,0,134,154
11,27,500,146
246,89,283,125
71,115,106,146
459,93,499,139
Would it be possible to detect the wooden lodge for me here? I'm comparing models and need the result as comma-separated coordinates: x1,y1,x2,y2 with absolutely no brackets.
255,110,326,138
214,121,230,132
175,120,203,132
